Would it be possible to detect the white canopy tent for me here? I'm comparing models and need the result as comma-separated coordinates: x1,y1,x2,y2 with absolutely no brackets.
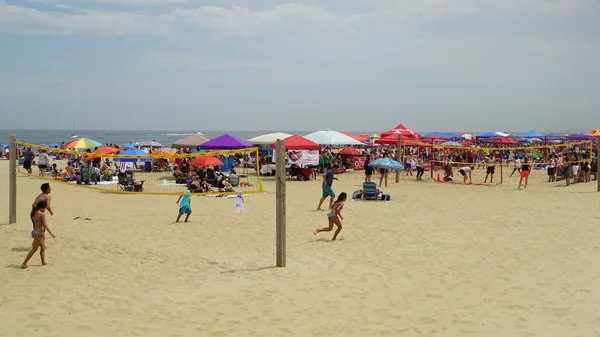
303,129,363,145
247,132,293,145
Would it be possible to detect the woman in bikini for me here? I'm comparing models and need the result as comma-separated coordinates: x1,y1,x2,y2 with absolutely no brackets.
21,201,56,269
314,192,347,241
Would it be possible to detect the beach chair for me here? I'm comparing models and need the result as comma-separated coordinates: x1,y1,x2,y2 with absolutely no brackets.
125,171,144,192
362,182,379,201
228,174,240,187
206,170,218,187
117,172,133,191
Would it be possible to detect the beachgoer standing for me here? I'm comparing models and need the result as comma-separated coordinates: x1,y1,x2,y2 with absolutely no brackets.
33,183,54,216
484,156,495,183
21,201,55,269
175,184,196,223
23,148,34,174
415,157,425,181
379,152,389,188
317,164,338,210
314,192,346,241
364,154,373,182
547,155,556,182
37,149,50,177
517,157,531,189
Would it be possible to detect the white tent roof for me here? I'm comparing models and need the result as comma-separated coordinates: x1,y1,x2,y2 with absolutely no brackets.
246,132,293,145
303,129,363,145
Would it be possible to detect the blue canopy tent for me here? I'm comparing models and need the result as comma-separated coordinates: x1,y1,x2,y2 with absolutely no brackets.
516,130,545,138
568,133,596,141
476,132,500,139
544,133,568,140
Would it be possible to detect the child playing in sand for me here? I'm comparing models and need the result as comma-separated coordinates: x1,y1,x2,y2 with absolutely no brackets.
314,192,347,241
21,201,56,269
176,184,196,223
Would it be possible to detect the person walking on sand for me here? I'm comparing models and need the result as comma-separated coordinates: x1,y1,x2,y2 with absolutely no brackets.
314,192,347,241
510,155,522,177
21,201,55,269
517,157,531,190
175,184,196,223
317,164,338,210
32,183,54,216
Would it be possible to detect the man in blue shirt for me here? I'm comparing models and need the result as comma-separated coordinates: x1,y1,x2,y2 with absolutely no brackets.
23,148,34,174
176,184,196,223
317,164,338,210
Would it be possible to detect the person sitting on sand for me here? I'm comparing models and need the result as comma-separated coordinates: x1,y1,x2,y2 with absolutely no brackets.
459,165,474,184
175,184,196,223
21,201,56,269
443,163,454,182
314,192,347,241
217,176,235,192
32,183,54,216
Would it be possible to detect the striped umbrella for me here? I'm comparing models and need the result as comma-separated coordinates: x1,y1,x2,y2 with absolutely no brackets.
65,138,101,149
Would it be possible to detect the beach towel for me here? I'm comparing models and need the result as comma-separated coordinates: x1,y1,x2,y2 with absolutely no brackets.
118,162,133,173
235,191,244,214
556,165,565,182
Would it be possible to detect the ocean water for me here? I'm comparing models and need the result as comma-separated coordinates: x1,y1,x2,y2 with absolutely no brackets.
0,130,378,147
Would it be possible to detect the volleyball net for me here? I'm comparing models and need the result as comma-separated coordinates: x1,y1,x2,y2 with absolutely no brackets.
14,139,264,196
424,140,595,184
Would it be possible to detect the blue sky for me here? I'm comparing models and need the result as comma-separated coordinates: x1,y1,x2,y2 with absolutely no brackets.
0,0,599,132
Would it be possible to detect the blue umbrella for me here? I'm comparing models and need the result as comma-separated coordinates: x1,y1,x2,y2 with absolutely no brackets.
121,143,136,149
368,158,405,170
114,148,151,162
39,143,50,148
49,143,60,148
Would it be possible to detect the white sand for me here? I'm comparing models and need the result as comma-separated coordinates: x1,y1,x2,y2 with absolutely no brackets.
1,160,600,336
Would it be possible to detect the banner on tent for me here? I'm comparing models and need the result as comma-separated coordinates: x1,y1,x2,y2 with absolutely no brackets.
273,150,319,166
353,156,366,170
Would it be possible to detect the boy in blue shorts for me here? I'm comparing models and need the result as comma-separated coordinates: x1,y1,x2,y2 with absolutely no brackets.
176,184,196,223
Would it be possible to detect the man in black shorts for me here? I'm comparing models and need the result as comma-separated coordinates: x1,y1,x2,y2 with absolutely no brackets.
23,147,34,174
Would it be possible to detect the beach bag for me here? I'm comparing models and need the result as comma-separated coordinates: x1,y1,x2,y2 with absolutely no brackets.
380,194,391,201
352,190,363,199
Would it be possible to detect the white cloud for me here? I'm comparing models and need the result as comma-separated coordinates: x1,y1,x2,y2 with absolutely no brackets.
0,1,173,35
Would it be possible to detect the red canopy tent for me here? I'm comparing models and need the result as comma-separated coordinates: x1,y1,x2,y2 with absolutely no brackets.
493,137,519,145
270,134,321,150
420,136,446,143
341,132,369,143
381,124,419,139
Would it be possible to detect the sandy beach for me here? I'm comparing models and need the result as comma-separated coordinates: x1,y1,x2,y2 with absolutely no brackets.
1,160,600,336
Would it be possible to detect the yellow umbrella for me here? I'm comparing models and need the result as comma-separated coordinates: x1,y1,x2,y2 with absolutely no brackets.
588,128,600,137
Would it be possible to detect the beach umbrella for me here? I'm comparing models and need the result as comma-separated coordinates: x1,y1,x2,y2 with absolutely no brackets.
588,128,600,137
64,138,102,149
247,132,293,145
303,129,363,145
121,143,136,148
172,133,210,148
93,147,120,154
368,158,404,170
370,133,380,139
440,141,462,147
136,140,163,147
190,156,223,167
39,143,50,148
113,148,151,163
49,143,59,148
338,147,361,156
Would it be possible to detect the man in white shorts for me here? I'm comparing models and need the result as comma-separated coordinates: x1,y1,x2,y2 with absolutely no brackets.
459,165,475,184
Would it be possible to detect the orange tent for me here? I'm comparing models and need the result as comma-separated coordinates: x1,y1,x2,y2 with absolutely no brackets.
588,128,600,137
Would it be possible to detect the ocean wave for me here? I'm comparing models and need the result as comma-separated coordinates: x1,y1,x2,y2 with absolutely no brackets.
161,133,192,136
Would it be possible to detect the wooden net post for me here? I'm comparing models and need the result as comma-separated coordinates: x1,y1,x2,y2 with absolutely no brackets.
275,139,286,267
9,134,17,224
597,137,599,192
396,134,402,183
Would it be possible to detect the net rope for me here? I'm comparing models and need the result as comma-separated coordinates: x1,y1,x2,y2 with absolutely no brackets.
14,139,264,196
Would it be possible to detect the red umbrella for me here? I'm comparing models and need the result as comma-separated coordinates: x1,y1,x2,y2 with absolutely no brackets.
94,147,120,154
338,147,361,156
190,156,223,166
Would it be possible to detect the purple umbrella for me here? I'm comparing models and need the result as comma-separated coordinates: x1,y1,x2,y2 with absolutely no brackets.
198,134,253,150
